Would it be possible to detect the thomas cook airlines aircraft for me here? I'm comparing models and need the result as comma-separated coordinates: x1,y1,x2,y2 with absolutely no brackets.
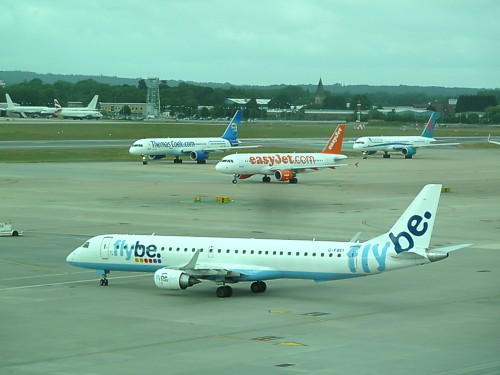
66,184,470,298
129,109,253,165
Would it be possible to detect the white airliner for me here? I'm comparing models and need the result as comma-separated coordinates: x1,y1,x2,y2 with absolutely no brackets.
353,112,459,159
215,123,348,184
53,95,103,119
66,184,470,298
488,135,500,145
129,109,252,164
5,93,54,118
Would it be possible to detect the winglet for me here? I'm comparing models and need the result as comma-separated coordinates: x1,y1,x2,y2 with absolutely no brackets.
320,124,345,154
180,249,200,270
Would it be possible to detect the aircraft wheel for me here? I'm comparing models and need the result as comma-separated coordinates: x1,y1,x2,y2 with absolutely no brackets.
232,179,237,184
250,281,267,293
142,160,148,165
216,285,233,298
290,178,298,184
262,176,271,183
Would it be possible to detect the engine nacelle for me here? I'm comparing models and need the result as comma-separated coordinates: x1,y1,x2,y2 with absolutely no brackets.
154,268,200,290
426,251,449,263
401,147,417,157
274,170,294,181
148,155,166,160
189,150,209,162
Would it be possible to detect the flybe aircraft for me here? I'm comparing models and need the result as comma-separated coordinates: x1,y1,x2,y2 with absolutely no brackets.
353,112,459,159
129,110,249,164
66,184,471,298
215,123,348,184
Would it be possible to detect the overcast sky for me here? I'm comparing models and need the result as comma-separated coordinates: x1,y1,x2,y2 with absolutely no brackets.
2,0,499,88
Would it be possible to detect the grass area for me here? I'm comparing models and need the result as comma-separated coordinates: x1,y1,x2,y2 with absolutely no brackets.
2,119,500,141
0,119,498,162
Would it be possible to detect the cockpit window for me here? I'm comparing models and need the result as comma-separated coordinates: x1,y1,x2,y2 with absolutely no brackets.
132,144,143,148
82,242,90,248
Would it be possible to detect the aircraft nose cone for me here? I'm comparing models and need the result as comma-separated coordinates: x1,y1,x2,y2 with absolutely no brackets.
215,162,223,172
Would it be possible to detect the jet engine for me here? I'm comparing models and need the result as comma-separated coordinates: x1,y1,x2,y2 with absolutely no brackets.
401,147,417,158
189,150,209,163
154,268,200,290
148,155,166,160
425,251,449,263
274,170,294,181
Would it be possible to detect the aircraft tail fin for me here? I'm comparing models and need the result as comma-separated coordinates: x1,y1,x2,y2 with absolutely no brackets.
421,112,439,138
320,124,346,154
86,95,99,109
369,184,442,254
5,94,14,107
221,109,243,144
54,99,62,109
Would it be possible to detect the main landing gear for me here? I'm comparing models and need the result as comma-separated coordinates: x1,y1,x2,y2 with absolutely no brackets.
215,281,267,298
262,176,271,183
173,156,183,164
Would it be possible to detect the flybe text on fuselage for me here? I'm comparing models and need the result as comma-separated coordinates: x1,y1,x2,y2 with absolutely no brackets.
113,239,162,263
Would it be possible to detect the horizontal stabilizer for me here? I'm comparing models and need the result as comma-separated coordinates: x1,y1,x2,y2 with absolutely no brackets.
432,244,472,253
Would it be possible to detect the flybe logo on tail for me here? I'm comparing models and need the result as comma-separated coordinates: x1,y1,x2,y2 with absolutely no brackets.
389,211,432,254
348,211,432,273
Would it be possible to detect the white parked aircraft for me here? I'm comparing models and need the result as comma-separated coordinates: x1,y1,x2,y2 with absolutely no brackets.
53,95,103,119
353,112,459,159
215,123,348,183
5,93,55,118
66,184,471,298
129,109,252,164
488,135,500,145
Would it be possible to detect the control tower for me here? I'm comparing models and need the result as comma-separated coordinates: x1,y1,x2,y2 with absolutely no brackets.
145,78,160,118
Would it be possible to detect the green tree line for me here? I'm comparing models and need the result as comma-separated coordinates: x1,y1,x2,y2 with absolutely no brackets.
2,78,500,122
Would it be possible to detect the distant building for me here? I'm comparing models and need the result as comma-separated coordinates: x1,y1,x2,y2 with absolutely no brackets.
314,78,325,105
100,102,147,117
224,98,271,108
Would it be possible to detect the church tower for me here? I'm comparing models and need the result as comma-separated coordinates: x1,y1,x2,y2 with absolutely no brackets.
314,78,325,105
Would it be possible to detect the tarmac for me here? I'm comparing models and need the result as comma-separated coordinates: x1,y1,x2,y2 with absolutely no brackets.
1,148,499,374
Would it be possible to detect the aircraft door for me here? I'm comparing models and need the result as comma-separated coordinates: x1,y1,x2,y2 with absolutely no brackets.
100,237,113,259
347,244,361,273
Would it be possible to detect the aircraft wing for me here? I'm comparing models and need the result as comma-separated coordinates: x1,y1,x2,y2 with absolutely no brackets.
180,144,261,154
164,249,246,280
269,162,350,173
423,142,461,147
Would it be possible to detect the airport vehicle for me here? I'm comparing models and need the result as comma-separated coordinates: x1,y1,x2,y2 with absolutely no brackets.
353,112,459,159
53,95,103,119
66,184,471,298
488,135,500,145
129,109,252,164
215,123,348,183
0,221,23,237
5,94,53,118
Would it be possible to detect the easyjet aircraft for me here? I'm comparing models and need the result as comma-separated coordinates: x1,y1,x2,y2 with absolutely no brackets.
215,124,348,183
